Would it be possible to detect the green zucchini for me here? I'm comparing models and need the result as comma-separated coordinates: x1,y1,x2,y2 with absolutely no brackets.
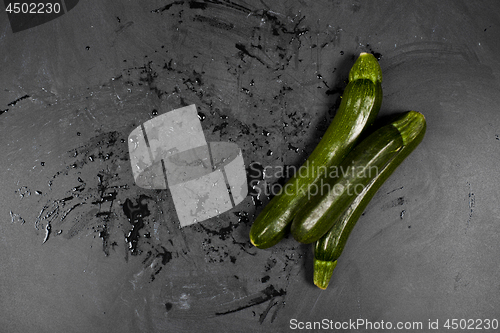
313,111,426,289
291,111,426,245
249,53,383,249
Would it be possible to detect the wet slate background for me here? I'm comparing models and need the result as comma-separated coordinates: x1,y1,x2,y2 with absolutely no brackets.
1,1,500,332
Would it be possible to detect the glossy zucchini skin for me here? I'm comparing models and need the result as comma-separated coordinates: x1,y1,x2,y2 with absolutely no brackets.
313,111,426,289
291,121,405,244
249,53,383,249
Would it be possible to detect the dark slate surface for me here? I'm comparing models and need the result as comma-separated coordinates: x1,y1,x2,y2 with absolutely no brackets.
1,1,500,332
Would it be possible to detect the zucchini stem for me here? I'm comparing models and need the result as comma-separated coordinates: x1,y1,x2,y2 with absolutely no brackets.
348,53,383,84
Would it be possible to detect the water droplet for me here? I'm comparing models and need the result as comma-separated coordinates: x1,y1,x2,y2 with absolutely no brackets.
251,196,262,207
16,186,31,198
40,161,45,166
267,150,273,156
198,112,206,121
152,109,158,116
234,211,249,223
288,143,299,153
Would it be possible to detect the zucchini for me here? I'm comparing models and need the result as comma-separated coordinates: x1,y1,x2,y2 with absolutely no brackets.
313,111,426,289
291,111,426,245
249,53,383,249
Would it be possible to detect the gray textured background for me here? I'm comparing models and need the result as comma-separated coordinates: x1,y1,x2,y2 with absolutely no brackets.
1,1,500,332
